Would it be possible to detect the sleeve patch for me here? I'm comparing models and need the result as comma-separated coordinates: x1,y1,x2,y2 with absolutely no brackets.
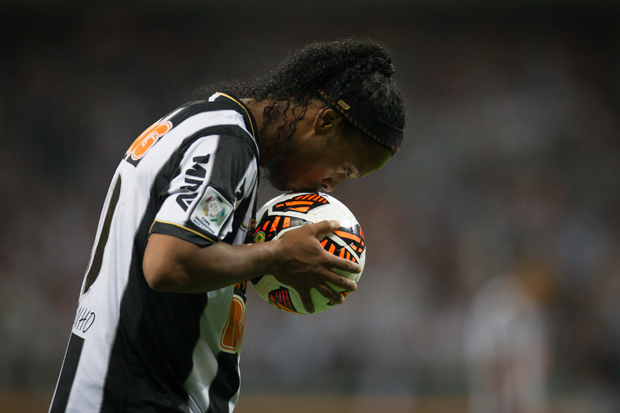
190,186,233,235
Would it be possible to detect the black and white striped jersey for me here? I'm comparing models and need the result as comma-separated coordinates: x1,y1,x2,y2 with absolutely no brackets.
50,93,260,413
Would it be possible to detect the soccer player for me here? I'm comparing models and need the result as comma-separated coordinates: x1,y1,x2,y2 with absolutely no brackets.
50,38,407,413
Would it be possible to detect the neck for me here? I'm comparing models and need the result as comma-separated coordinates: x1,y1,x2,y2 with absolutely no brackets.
241,99,266,126
241,99,271,167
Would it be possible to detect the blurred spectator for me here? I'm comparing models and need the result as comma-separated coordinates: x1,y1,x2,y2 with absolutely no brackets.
464,263,554,413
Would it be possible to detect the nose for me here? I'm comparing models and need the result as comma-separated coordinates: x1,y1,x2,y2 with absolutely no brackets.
320,175,348,192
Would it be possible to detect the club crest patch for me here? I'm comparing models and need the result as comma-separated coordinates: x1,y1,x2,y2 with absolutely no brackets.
190,186,233,234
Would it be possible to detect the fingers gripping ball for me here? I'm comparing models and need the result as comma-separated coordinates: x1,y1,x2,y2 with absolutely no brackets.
251,192,366,314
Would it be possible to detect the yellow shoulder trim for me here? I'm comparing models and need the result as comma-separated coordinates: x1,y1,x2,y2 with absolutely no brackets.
216,92,257,140
150,220,218,244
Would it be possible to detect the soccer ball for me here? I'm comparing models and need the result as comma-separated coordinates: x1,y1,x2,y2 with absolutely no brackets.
251,192,366,314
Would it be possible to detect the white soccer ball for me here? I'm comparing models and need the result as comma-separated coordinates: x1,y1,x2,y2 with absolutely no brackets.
251,192,366,314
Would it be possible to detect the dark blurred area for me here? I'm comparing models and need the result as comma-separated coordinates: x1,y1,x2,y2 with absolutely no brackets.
1,1,620,411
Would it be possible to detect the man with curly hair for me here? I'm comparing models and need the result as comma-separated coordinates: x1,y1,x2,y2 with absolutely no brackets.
50,38,407,413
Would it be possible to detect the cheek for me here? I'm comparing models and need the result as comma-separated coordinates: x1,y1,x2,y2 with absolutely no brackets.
286,151,326,178
271,157,324,189
298,163,333,182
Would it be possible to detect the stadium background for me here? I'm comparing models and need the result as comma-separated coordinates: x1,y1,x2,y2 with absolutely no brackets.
1,0,620,411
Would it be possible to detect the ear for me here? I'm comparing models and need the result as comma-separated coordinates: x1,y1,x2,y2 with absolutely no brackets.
313,107,343,135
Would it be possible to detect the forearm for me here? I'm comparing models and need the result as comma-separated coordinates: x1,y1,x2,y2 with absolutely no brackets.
143,233,277,293
143,222,360,313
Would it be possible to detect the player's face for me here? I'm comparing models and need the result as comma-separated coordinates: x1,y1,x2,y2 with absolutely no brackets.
268,131,392,193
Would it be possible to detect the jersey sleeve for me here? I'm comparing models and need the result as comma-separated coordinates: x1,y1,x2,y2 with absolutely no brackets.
150,133,258,247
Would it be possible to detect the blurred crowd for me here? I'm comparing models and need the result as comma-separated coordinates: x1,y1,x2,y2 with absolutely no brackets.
1,4,620,410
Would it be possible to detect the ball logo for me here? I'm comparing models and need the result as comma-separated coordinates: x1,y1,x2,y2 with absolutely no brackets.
254,231,266,243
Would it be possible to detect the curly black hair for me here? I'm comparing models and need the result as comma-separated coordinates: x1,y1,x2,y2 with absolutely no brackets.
200,37,407,148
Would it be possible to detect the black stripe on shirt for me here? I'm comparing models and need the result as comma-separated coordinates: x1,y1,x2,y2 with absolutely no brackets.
83,174,122,294
49,333,85,413
206,352,241,413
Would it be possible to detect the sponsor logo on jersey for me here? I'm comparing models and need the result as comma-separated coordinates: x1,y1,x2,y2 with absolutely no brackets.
125,120,172,166
176,155,211,211
219,284,247,354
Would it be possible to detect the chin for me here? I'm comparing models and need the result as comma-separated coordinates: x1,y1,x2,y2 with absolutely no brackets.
263,168,320,193
267,176,288,192
270,179,319,194
286,185,321,194
260,166,288,191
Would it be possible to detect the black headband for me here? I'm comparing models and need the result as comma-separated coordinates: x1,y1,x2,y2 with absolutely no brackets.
317,86,404,153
